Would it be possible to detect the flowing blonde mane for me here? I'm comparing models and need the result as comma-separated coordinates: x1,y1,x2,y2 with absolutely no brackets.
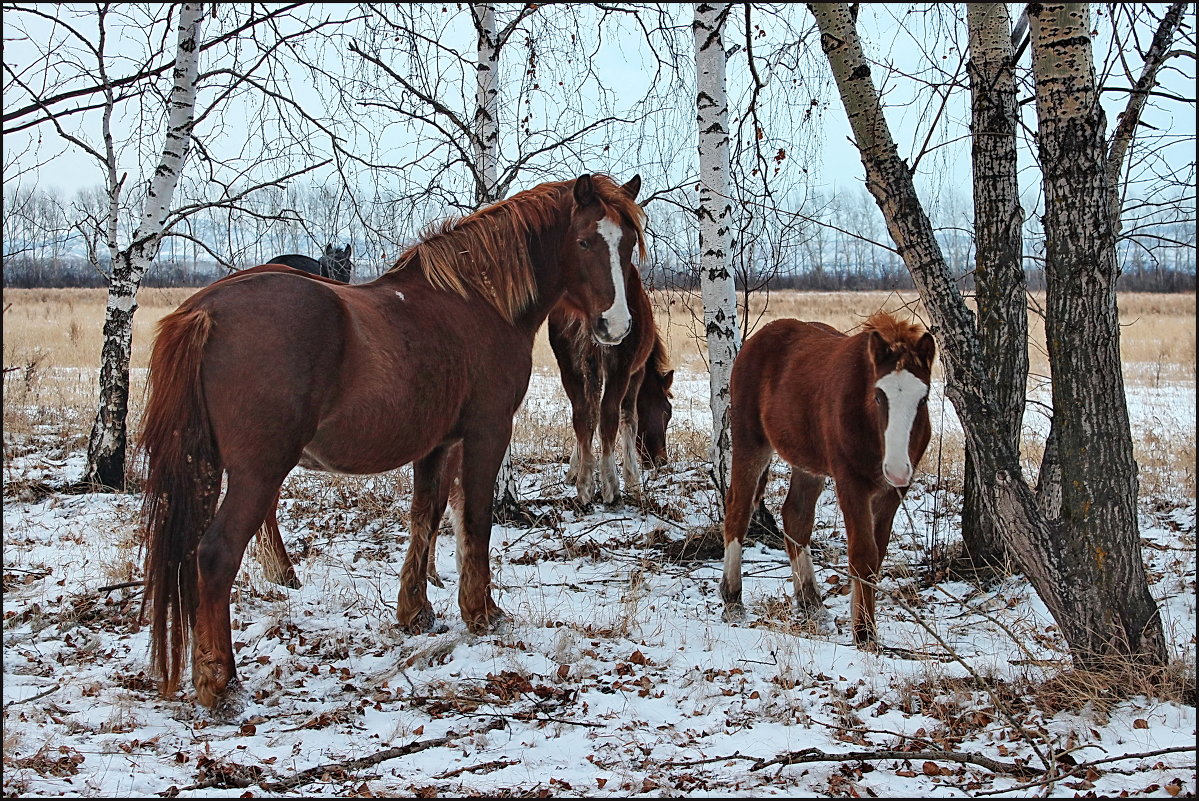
389,176,646,324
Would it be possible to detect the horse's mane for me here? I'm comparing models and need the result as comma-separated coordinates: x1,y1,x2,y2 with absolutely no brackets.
863,311,928,370
389,175,646,324
647,329,672,381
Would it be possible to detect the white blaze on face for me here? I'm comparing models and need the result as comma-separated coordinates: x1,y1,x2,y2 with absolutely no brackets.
875,369,927,488
595,216,631,342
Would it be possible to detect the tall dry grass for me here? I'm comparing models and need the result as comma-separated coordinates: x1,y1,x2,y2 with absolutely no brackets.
3,286,1194,498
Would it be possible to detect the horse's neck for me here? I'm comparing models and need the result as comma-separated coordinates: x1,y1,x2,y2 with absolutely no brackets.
516,225,568,334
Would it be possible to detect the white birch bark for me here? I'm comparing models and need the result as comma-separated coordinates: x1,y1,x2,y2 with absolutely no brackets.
471,2,501,208
694,2,741,498
472,2,523,519
84,2,204,489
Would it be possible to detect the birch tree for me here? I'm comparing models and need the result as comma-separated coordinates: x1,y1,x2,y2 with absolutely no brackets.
4,4,347,489
806,2,1168,668
86,3,204,490
694,1,741,497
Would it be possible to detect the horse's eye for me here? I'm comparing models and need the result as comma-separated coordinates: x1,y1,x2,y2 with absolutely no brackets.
874,389,884,405
578,238,591,250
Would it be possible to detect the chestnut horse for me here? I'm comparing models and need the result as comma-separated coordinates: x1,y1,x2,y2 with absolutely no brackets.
550,267,674,505
140,174,645,710
241,272,673,587
719,312,935,646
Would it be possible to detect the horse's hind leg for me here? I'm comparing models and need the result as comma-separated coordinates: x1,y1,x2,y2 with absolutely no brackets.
256,490,300,589
192,473,286,712
720,442,772,622
426,443,464,589
782,468,833,633
397,446,451,633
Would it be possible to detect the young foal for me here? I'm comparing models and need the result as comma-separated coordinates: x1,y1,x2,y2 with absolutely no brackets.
550,268,674,504
140,174,645,711
268,243,353,282
720,312,935,646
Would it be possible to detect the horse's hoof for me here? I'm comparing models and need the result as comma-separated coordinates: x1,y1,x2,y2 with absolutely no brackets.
465,607,509,635
853,629,879,650
194,678,246,721
798,606,836,635
426,570,445,589
722,601,746,624
398,605,437,635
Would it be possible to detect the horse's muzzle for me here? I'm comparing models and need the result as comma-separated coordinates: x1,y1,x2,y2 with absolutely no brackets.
592,316,630,346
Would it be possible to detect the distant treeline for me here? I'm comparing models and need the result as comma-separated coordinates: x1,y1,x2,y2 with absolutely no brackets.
2,255,1193,293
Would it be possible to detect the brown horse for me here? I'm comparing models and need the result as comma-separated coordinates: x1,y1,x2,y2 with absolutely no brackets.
140,174,646,711
241,274,674,588
550,267,674,505
719,312,935,646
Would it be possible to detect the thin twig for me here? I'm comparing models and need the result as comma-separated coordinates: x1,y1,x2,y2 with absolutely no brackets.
433,758,521,779
3,684,61,708
749,746,1042,778
97,580,144,593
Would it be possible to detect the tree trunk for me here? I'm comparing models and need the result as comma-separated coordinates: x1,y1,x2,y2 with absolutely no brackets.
83,3,204,491
959,2,1026,577
1027,1,1167,665
694,1,741,499
471,3,524,524
1036,1,1187,519
806,2,1167,668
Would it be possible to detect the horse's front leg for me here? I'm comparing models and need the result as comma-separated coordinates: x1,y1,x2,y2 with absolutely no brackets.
617,373,644,501
836,476,882,647
560,371,598,504
397,446,450,633
192,474,282,714
456,430,511,633
720,443,773,623
597,374,630,505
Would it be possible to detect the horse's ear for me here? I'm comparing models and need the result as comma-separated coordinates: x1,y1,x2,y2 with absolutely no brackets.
622,174,642,200
915,331,936,367
868,330,892,366
324,243,334,255
573,174,597,207
344,244,351,258
661,369,674,391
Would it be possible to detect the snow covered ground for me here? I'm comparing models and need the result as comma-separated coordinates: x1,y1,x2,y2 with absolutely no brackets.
3,368,1195,797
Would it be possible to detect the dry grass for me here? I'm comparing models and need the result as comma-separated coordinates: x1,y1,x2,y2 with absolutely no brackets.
2,286,1194,498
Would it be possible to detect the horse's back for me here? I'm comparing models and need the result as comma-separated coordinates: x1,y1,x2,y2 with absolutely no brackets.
733,318,866,472
735,318,849,386
266,254,323,275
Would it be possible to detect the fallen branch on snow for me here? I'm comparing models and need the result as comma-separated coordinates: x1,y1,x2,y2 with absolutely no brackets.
749,746,1042,778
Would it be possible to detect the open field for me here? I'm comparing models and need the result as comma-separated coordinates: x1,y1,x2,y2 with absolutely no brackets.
3,286,1195,797
4,286,1195,494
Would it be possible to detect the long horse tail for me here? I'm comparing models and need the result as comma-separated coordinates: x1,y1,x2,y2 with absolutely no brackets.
139,305,220,696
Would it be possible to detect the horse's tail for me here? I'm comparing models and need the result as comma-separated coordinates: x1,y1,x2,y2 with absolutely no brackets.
139,305,220,696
